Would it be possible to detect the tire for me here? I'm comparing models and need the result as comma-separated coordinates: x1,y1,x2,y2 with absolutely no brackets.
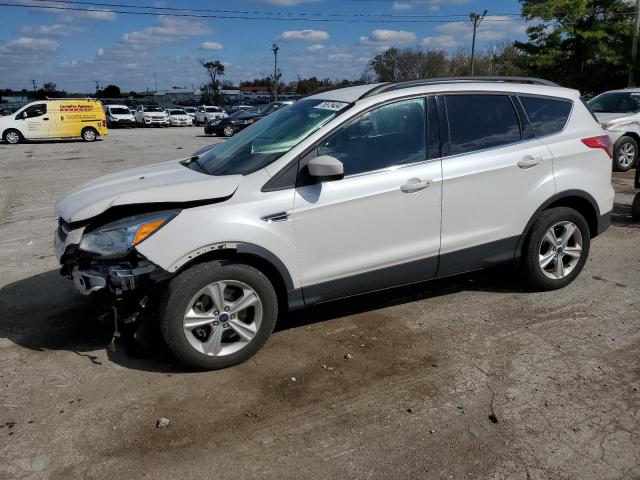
3,129,22,144
520,207,591,291
613,136,638,172
159,261,278,370
632,192,640,222
81,127,98,142
223,125,234,137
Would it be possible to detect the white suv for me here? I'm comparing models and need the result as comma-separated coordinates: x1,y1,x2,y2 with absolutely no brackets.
54,78,615,370
195,105,227,125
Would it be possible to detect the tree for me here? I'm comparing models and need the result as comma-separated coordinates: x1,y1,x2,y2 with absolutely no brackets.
369,48,448,82
42,82,57,93
515,0,637,93
102,84,121,97
200,59,225,91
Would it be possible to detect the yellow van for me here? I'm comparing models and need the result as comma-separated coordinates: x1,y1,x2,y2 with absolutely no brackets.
0,99,108,144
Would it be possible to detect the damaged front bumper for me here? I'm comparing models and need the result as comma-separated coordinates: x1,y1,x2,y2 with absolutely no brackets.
55,218,170,299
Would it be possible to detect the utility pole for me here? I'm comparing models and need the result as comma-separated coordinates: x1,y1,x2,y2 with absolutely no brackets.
94,80,101,92
469,10,487,76
271,43,279,102
629,0,640,86
154,73,158,92
30,79,37,92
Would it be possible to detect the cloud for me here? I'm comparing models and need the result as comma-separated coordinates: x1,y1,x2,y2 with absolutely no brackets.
435,16,527,42
280,30,330,42
84,9,116,21
15,1,117,21
122,17,212,46
308,44,325,52
359,29,416,45
420,34,461,49
2,37,60,53
328,53,353,61
22,24,85,36
392,2,413,11
201,41,223,50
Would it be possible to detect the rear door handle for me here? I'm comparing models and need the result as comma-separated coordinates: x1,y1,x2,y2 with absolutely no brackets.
42,117,49,121
517,156,542,169
401,178,432,193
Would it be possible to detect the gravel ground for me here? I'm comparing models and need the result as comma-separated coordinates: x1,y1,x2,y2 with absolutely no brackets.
0,128,639,480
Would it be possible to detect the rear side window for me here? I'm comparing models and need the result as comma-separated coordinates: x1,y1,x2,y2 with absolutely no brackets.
519,96,572,137
444,94,521,155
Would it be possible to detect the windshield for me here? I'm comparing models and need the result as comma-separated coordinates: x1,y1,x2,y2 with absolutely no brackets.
170,109,186,115
196,99,350,176
145,106,163,112
588,92,640,114
205,107,219,113
110,107,129,115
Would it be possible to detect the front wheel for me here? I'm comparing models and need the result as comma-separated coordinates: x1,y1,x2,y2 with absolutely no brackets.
159,261,278,370
81,127,98,142
521,207,590,291
613,136,638,172
3,129,22,144
223,125,234,137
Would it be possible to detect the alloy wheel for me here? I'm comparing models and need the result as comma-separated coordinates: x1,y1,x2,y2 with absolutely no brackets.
538,221,583,280
618,142,636,168
6,131,20,144
182,280,262,356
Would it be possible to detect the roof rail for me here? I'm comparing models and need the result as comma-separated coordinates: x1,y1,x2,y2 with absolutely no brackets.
359,76,560,99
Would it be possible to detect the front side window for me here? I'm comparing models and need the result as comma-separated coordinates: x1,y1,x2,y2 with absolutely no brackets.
445,94,521,155
588,91,640,114
196,99,350,176
317,98,426,176
23,104,46,118
520,96,572,137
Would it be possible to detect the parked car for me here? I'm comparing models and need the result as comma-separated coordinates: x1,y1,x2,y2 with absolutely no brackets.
203,102,292,137
182,107,197,124
55,77,614,370
204,109,260,137
166,108,193,127
588,89,640,171
195,105,227,125
2,98,107,144
134,105,169,127
104,104,136,128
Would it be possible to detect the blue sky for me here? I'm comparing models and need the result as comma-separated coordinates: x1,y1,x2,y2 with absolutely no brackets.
0,0,529,93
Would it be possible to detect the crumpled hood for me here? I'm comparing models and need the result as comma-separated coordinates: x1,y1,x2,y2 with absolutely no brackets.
594,112,638,124
56,159,241,223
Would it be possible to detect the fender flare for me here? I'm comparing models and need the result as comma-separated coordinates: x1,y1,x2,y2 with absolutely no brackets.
514,189,602,260
2,128,24,140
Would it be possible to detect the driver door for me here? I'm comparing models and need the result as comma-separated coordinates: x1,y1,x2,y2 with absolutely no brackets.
18,103,50,139
293,97,443,304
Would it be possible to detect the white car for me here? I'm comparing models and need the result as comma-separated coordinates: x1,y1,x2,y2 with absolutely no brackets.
182,107,197,124
588,89,640,171
104,104,136,128
134,105,169,127
195,105,226,125
166,109,193,127
55,77,614,370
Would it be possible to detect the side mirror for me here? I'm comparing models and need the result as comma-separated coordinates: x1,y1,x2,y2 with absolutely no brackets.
16,111,27,120
308,155,344,181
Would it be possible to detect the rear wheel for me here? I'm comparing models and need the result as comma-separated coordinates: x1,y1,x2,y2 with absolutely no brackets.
521,207,590,290
81,127,98,142
3,129,22,144
223,125,234,137
159,261,278,370
632,193,640,222
613,136,638,172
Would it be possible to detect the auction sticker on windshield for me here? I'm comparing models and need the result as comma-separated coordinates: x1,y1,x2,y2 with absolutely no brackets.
314,101,349,111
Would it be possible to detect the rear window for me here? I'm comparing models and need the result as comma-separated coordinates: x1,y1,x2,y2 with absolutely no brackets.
445,94,521,155
519,96,572,137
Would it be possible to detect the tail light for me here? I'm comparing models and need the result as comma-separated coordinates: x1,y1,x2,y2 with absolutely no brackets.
581,135,613,159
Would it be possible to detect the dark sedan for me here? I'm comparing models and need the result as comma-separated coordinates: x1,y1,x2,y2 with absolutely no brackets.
204,109,259,137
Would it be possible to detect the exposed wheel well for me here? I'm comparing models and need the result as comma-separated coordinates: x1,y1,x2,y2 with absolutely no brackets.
174,249,290,314
544,196,598,238
618,132,640,145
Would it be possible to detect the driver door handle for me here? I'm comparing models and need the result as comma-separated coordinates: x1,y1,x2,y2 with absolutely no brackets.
517,156,542,169
401,178,432,193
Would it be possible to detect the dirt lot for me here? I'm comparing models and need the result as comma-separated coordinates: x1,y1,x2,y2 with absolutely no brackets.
0,128,639,480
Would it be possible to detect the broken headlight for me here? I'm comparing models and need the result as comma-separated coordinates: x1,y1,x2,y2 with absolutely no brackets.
79,210,178,256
